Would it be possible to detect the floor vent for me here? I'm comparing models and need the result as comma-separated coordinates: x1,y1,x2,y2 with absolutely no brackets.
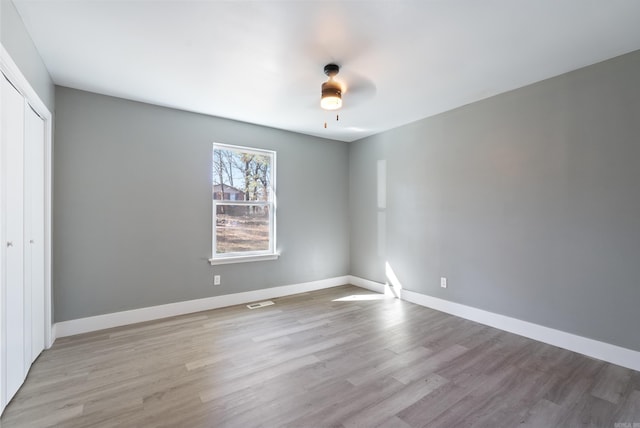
246,300,275,309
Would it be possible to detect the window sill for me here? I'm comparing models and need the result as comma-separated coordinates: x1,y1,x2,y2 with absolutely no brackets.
209,253,280,266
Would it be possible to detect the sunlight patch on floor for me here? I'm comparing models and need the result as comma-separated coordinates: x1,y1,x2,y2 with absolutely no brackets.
333,294,391,302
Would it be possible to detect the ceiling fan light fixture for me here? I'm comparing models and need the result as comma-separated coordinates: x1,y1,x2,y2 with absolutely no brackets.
321,63,342,110
321,80,342,110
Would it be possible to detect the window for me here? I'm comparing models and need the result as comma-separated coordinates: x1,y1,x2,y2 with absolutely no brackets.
209,143,277,264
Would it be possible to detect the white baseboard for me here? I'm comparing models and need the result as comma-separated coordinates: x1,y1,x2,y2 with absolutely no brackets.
53,274,640,372
398,287,640,372
346,276,640,372
55,275,350,338
347,275,387,294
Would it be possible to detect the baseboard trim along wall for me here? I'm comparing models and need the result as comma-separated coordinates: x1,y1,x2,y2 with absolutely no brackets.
52,274,640,373
346,276,640,372
54,275,351,339
347,275,387,294
396,284,640,372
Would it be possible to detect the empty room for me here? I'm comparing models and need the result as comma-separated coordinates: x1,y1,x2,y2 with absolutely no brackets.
1,1,640,427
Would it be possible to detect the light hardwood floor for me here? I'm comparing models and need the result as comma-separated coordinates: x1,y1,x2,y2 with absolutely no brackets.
2,285,639,427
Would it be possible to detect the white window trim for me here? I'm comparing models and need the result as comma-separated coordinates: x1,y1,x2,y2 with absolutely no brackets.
210,143,278,265
208,253,279,266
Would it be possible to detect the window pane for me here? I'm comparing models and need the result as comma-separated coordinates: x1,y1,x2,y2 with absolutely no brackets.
215,205,270,254
213,147,272,202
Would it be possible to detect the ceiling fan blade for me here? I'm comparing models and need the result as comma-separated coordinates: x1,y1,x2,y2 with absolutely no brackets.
340,70,377,108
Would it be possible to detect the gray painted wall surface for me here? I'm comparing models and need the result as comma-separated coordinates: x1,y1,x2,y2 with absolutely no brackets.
1,0,54,111
54,87,349,322
350,50,640,352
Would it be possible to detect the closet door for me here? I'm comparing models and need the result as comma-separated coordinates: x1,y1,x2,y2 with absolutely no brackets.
1,75,26,403
24,105,45,363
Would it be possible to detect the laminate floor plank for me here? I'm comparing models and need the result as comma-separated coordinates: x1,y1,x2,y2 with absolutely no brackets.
555,394,617,427
392,344,469,385
341,374,449,428
346,345,432,386
614,389,640,426
397,375,489,427
519,398,564,428
376,415,413,428
1,284,639,428
591,364,633,404
286,376,407,427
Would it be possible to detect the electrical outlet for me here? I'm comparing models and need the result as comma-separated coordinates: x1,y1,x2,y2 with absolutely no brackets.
214,275,221,286
440,277,447,288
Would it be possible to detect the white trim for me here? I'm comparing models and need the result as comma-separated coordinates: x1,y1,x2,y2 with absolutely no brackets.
209,252,279,265
43,101,53,350
0,45,53,349
400,288,640,372
52,274,640,371
347,276,640,372
214,201,270,207
0,47,50,118
211,143,277,261
50,323,57,344
1,44,54,415
55,275,350,338
347,275,387,294
212,143,274,157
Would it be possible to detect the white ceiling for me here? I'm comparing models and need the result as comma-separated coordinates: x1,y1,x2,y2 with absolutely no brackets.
13,0,640,142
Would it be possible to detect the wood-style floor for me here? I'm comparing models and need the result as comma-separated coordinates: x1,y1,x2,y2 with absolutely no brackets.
2,285,639,427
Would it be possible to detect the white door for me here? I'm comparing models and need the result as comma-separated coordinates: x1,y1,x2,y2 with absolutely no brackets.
24,105,45,363
1,74,26,404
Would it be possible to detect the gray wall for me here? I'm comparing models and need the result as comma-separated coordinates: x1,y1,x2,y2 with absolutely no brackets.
1,0,54,111
54,87,349,322
350,49,640,352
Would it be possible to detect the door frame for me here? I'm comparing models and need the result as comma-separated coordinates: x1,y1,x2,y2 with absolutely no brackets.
1,44,54,363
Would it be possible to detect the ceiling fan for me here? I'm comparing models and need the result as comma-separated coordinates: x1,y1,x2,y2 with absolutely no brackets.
319,63,376,112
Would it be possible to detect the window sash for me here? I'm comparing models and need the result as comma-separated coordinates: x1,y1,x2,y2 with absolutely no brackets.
212,201,275,258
